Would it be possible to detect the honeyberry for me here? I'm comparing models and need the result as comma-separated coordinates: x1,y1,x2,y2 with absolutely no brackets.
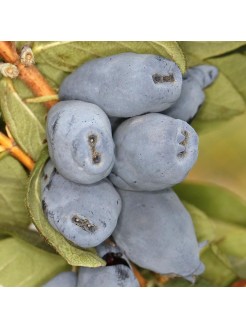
110,113,198,191
113,188,204,279
59,52,182,117
47,100,115,184
165,65,218,122
41,161,122,248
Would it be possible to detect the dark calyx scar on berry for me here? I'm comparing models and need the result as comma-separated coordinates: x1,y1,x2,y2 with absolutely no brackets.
41,52,219,287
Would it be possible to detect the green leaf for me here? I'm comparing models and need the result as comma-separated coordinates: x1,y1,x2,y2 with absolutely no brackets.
0,155,30,227
208,53,246,102
181,202,237,285
12,79,47,127
26,148,106,267
192,71,245,127
178,42,246,129
0,223,55,253
179,41,246,66
0,234,7,240
33,41,186,74
182,201,216,242
0,237,68,287
0,78,46,161
183,201,246,282
175,182,246,227
200,244,236,286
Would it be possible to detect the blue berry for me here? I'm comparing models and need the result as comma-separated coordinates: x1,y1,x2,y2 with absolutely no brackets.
165,65,218,122
47,100,115,184
41,161,122,248
59,53,182,117
113,188,204,279
110,113,198,191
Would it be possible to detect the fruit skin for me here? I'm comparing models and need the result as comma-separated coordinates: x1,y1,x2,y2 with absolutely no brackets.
47,100,115,185
110,113,198,191
59,52,183,117
113,188,204,279
187,64,218,89
165,65,218,122
41,160,122,248
43,271,77,287
77,241,139,287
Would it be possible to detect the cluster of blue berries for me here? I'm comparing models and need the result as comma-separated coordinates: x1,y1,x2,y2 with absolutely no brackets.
41,52,218,287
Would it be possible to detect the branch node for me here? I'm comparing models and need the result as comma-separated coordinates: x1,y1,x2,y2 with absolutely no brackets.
20,46,35,67
0,63,19,78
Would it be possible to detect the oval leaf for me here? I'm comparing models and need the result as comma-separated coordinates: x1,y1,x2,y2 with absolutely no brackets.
208,53,246,103
0,237,68,287
0,223,55,253
33,41,186,74
0,155,30,227
183,202,237,286
175,182,246,227
26,148,106,267
192,71,245,127
179,41,246,66
184,201,246,281
0,78,46,161
200,244,236,286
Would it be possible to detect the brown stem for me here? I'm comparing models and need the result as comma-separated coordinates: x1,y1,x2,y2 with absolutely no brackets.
0,41,58,109
131,264,147,287
0,132,34,170
0,41,59,169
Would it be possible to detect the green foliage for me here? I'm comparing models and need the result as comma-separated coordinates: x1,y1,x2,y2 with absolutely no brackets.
26,148,106,267
0,155,30,227
0,238,68,287
0,78,46,161
174,182,246,227
181,199,246,283
33,41,186,73
181,41,246,132
179,41,246,66
0,223,55,253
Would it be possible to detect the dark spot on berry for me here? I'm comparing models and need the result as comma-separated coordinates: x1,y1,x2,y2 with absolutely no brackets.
93,152,101,164
117,266,130,281
88,134,101,164
71,215,97,233
152,73,175,84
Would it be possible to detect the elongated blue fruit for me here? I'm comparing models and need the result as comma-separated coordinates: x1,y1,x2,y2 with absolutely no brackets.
110,113,198,191
41,161,122,248
47,100,115,184
165,65,218,122
113,188,204,280
77,241,139,287
59,53,182,117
